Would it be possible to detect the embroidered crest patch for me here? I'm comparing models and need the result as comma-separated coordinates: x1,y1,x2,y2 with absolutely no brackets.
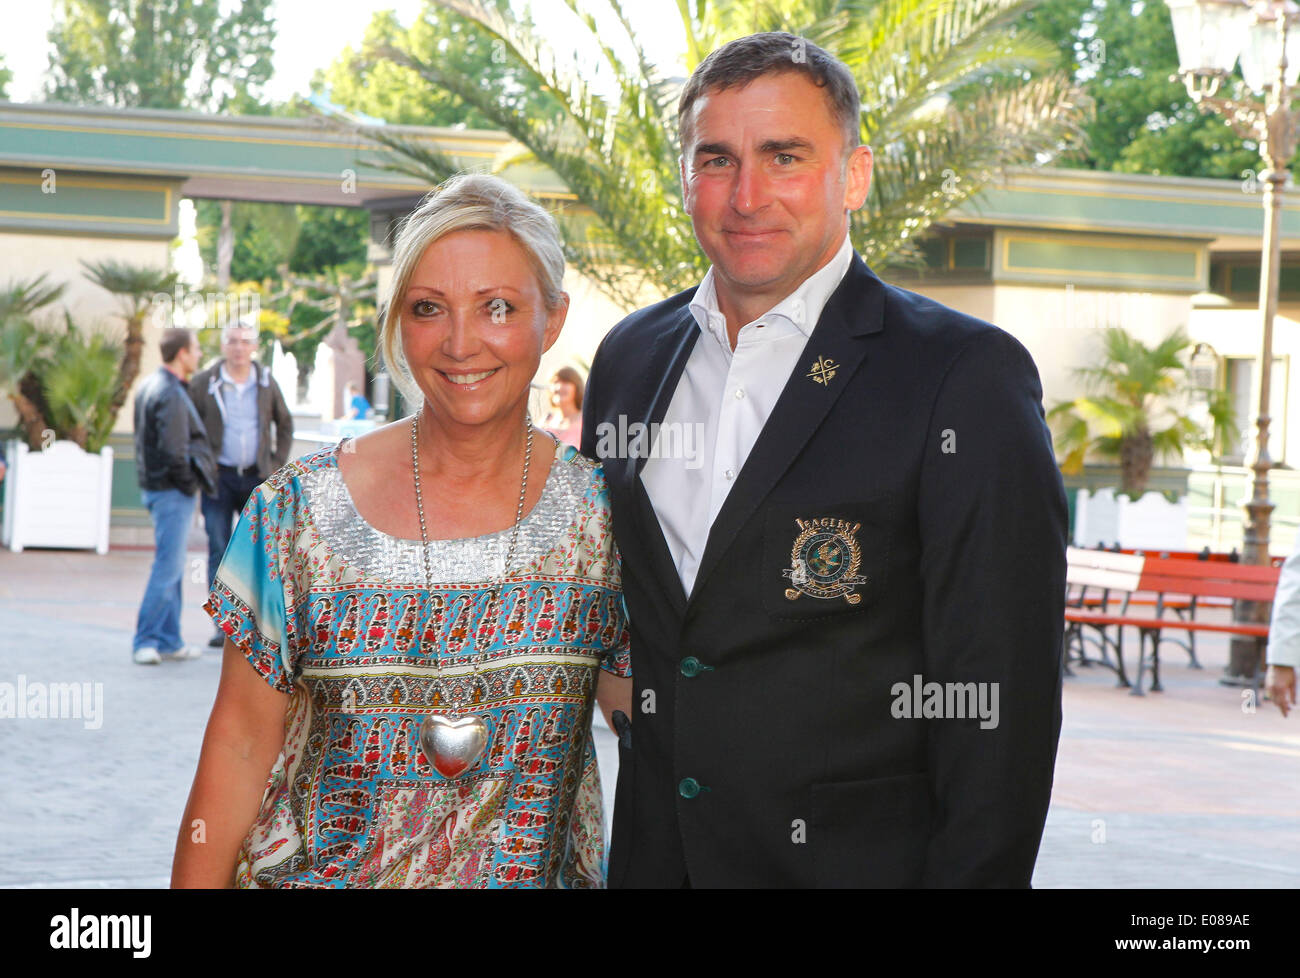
782,517,867,605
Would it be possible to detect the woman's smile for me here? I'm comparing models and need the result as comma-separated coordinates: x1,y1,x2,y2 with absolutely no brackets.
438,367,500,387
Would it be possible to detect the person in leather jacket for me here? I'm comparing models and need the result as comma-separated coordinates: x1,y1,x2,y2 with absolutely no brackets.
131,328,215,665
135,332,216,496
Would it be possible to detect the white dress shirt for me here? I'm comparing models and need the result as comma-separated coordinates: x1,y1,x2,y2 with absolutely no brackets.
215,362,259,470
1267,533,1300,668
641,234,854,596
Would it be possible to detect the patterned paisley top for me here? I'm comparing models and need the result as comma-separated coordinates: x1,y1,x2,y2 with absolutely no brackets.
204,436,631,888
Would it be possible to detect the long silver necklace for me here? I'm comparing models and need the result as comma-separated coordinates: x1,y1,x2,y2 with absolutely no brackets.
411,409,533,779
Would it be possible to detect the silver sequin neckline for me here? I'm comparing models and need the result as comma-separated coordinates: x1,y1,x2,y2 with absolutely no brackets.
298,435,583,586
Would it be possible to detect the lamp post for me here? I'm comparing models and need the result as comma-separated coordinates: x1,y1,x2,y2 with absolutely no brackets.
1166,0,1299,682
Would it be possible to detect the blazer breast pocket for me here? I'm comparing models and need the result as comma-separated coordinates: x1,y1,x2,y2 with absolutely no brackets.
761,498,895,622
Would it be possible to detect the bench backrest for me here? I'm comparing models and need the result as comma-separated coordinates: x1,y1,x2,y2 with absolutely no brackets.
1067,547,1279,602
1114,547,1286,568
1066,547,1143,591
1137,557,1279,602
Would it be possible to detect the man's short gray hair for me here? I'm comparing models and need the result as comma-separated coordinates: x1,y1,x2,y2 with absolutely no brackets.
677,32,861,155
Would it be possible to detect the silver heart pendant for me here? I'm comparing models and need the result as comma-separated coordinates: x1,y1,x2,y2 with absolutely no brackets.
419,714,488,780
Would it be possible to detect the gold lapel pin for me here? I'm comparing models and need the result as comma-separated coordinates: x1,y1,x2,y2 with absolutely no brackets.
807,355,838,386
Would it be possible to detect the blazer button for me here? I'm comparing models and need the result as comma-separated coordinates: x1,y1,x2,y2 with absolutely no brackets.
678,778,702,799
680,656,711,677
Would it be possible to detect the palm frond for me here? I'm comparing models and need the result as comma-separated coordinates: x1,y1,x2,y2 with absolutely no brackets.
38,313,123,452
0,274,68,323
0,318,55,389
857,71,1087,266
1048,327,1214,494
331,0,1089,309
80,259,177,298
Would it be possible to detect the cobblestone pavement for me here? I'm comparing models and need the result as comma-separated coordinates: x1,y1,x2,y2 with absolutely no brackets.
1,546,1296,888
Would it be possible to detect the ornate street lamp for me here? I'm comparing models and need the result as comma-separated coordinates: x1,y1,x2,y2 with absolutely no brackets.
1167,0,1300,682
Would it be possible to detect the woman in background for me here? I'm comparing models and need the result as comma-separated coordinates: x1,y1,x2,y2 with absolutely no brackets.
543,366,584,449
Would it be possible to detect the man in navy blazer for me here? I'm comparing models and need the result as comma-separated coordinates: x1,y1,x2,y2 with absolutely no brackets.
582,32,1067,887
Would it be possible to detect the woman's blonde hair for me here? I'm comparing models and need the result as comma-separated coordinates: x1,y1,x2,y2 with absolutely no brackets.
378,173,566,406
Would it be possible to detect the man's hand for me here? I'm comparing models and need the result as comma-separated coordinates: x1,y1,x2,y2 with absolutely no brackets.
1266,665,1296,717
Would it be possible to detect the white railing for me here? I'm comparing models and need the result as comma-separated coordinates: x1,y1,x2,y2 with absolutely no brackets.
1183,464,1300,558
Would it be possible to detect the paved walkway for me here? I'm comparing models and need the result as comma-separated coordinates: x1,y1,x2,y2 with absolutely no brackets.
0,546,1296,888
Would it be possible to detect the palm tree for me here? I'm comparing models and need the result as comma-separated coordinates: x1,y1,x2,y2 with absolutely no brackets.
81,259,179,426
1048,328,1235,498
338,0,1089,308
0,284,123,452
4,264,180,451
40,314,122,451
0,275,68,448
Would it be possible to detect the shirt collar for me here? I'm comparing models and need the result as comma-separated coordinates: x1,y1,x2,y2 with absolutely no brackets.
219,361,254,388
689,234,854,351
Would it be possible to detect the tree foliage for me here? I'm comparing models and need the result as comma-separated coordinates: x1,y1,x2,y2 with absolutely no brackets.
1030,0,1265,179
313,5,563,128
39,315,123,451
0,275,124,452
45,0,276,111
0,277,69,448
341,0,1089,308
195,200,299,284
193,202,368,284
289,208,371,276
263,267,378,401
0,53,12,100
192,202,376,374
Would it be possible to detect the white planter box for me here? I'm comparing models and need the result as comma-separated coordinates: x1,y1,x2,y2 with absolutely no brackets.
2,439,114,554
1074,487,1189,552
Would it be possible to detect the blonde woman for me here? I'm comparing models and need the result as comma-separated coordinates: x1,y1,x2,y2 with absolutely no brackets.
172,174,632,888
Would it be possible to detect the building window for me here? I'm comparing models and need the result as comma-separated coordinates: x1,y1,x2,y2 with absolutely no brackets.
952,238,989,270
897,233,991,279
1211,259,1300,300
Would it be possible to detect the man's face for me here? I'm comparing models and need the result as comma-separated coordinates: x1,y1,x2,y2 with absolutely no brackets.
223,326,256,370
680,71,872,310
179,338,201,379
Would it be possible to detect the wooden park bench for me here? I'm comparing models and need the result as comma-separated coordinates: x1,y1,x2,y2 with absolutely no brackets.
1064,547,1279,696
1071,548,1252,668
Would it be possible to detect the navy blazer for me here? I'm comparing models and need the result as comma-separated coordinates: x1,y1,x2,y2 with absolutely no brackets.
582,254,1068,888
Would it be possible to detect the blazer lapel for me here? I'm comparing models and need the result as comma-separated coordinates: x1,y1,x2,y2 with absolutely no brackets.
638,307,699,477
614,306,698,616
688,256,886,604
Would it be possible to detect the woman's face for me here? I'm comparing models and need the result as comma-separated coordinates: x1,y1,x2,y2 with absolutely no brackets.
401,229,567,431
551,377,576,411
